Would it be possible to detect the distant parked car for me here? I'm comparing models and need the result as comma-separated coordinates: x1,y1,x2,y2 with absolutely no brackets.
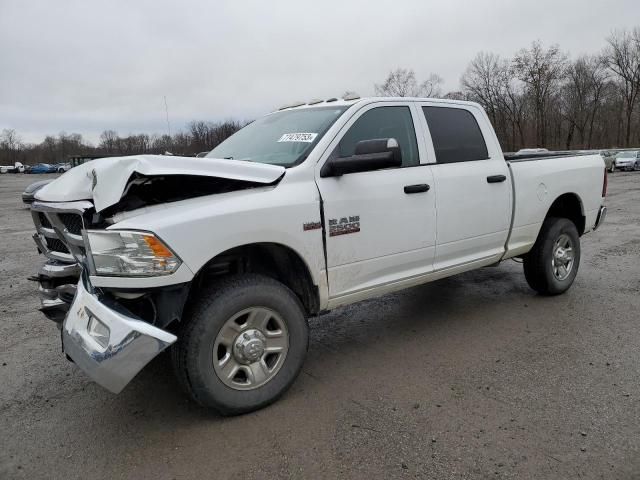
599,150,616,172
28,163,57,174
22,179,53,205
614,151,640,171
55,163,71,173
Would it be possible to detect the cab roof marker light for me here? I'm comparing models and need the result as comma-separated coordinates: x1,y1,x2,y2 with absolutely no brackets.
326,97,338,103
307,99,323,105
278,101,305,110
342,93,360,101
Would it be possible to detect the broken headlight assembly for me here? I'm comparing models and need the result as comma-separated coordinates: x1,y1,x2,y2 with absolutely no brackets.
85,230,181,277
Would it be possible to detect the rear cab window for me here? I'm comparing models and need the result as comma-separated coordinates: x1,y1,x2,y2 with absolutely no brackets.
422,106,489,164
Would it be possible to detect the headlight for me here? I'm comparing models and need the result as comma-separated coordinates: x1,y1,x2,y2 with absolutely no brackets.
86,230,181,277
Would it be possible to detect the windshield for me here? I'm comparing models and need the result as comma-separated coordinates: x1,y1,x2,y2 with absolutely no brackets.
206,106,348,167
618,151,635,158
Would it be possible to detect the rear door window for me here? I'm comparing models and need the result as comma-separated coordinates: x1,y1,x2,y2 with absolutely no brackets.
422,107,489,164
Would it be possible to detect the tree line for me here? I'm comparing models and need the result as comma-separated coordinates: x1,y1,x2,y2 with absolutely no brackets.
1,27,639,165
375,28,640,152
0,120,244,166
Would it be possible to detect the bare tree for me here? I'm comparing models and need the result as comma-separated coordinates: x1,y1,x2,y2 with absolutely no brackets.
462,53,507,132
0,129,22,162
513,41,568,147
561,55,609,149
99,130,119,153
462,52,526,150
606,28,640,147
375,68,443,97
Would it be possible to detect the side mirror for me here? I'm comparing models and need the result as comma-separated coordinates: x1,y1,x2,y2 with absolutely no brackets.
320,138,402,177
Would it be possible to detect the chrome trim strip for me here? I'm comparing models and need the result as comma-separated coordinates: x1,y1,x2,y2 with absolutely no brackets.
39,261,81,278
33,233,75,262
45,212,86,263
40,228,58,239
41,297,68,310
31,200,94,212
38,285,59,300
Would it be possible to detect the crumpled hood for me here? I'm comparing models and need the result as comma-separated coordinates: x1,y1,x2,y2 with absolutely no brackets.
35,155,285,212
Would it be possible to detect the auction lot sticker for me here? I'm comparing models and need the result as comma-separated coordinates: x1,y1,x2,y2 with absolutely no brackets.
278,133,318,143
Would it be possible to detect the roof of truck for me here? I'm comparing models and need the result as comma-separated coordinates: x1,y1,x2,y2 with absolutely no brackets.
274,96,481,112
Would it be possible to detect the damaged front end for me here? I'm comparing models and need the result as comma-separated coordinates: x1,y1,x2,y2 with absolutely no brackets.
29,198,189,392
29,156,285,392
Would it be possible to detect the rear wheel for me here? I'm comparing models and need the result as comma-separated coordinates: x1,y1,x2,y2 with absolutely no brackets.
523,217,581,296
171,274,308,415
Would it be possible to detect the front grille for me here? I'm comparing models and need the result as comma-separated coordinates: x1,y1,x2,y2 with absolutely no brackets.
39,213,52,229
46,237,70,254
59,213,83,235
31,200,93,263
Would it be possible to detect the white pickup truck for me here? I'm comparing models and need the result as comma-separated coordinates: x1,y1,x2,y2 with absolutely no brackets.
30,97,607,414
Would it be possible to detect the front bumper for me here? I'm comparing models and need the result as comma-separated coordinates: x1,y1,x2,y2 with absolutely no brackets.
62,275,177,393
615,161,634,169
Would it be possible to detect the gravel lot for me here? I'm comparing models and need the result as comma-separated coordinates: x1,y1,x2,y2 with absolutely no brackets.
1,172,639,479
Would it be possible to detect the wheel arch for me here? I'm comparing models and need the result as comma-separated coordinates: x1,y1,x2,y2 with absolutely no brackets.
544,192,586,236
192,242,320,316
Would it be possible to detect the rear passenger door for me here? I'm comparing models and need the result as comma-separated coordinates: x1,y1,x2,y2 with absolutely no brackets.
418,103,512,270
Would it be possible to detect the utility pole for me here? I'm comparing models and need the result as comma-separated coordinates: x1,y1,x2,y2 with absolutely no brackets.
164,96,172,138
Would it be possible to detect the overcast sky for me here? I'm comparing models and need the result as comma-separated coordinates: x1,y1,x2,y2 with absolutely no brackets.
1,0,639,144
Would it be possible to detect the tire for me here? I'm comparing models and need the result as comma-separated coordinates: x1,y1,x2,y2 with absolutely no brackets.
171,274,309,415
523,217,581,296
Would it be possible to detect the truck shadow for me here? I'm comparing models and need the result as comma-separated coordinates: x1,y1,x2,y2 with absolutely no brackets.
110,263,534,422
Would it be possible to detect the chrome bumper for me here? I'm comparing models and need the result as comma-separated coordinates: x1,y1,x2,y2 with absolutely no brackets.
594,205,607,231
62,276,177,393
33,260,82,321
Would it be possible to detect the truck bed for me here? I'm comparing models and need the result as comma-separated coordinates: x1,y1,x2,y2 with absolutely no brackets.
504,152,605,258
504,151,593,162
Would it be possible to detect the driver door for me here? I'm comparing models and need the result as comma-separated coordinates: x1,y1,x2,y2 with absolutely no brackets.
315,102,436,301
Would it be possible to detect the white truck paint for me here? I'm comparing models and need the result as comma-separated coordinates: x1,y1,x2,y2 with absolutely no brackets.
29,97,607,413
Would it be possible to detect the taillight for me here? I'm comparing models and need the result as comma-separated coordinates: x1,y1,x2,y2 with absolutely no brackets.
602,167,608,197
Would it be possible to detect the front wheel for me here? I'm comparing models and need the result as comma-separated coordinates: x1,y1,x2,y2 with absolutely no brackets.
171,274,309,415
523,217,581,296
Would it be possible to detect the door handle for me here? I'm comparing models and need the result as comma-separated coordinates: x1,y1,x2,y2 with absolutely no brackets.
404,184,430,194
486,175,507,183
